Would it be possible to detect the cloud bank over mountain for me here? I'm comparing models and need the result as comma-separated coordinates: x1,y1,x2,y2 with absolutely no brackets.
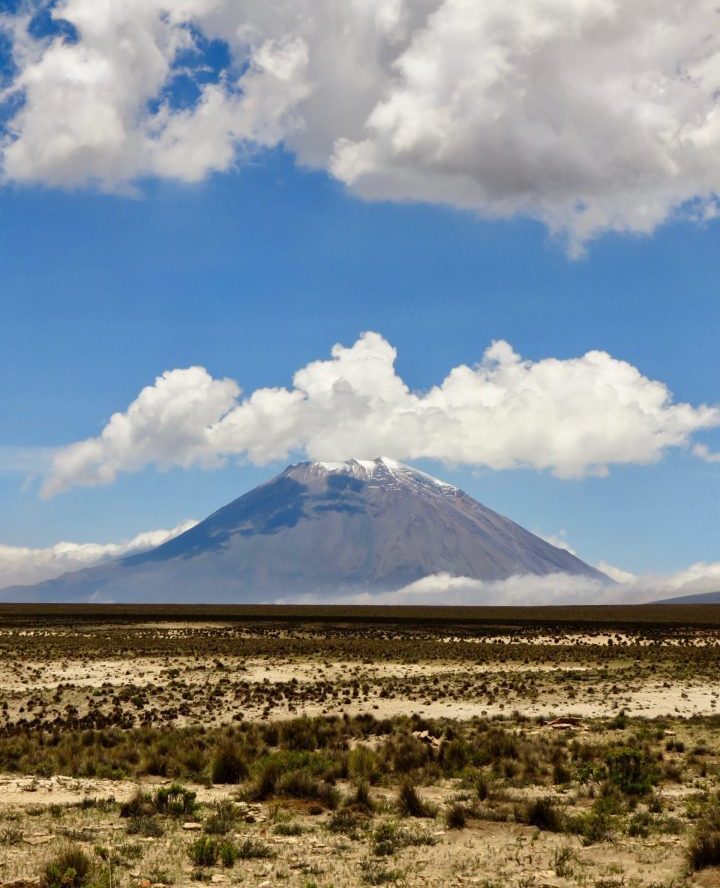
0,520,196,588
284,562,720,607
41,332,719,497
3,1,720,249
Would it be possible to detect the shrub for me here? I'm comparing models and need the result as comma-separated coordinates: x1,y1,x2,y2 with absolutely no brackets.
188,836,219,866
210,742,248,785
126,815,164,837
352,779,375,812
273,821,304,836
120,788,154,818
204,800,237,836
628,810,652,837
274,767,340,809
236,838,274,860
41,847,92,888
390,736,431,773
571,795,618,846
397,780,432,818
688,804,720,870
327,809,367,839
349,746,381,783
606,748,653,796
369,822,434,856
219,841,238,867
155,783,197,817
521,797,563,832
445,803,467,829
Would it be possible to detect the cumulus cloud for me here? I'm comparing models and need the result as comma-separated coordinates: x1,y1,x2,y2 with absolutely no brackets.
0,519,197,589
281,561,720,606
3,1,720,247
41,331,719,497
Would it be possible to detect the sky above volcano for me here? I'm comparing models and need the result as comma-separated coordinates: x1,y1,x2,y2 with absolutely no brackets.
1,1,720,595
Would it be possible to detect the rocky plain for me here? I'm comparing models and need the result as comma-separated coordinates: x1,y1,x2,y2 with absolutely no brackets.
1,605,720,888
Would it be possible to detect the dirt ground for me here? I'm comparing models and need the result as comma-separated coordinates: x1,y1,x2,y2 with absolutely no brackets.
0,612,719,887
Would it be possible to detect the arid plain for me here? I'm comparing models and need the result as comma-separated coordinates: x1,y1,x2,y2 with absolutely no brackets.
2,605,720,888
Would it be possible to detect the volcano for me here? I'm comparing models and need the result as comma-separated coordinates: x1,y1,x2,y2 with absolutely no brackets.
0,458,606,601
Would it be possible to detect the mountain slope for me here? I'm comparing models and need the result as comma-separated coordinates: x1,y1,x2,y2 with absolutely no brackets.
0,458,606,602
653,590,720,604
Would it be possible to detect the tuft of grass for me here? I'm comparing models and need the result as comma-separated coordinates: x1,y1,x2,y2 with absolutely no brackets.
236,838,274,860
397,780,432,818
126,815,164,837
688,803,720,871
273,821,304,836
360,859,402,885
519,797,564,832
327,809,368,840
371,821,437,856
445,802,467,829
352,779,375,812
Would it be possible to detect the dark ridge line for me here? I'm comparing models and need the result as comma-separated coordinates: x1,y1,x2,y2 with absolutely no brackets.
0,602,720,629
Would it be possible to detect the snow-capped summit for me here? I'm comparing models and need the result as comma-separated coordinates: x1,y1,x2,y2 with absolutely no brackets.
283,457,458,495
1,458,606,602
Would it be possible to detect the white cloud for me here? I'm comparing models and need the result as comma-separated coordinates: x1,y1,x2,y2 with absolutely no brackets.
41,331,719,497
1,1,310,189
537,531,637,582
0,519,197,589
693,443,720,464
536,530,577,556
282,561,720,606
3,1,720,247
595,561,638,584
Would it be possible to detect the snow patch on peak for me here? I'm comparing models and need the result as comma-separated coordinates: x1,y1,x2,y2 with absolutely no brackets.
289,457,459,494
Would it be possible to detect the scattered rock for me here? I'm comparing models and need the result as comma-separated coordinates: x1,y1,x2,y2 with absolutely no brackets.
412,729,442,749
182,821,202,830
547,717,583,730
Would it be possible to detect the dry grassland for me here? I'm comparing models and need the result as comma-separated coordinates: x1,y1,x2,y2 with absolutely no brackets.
0,606,720,888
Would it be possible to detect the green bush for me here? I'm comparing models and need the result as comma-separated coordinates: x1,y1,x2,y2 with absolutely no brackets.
210,742,249,785
155,783,197,817
219,841,238,867
273,821,304,836
606,748,654,795
204,800,237,835
41,847,92,888
188,836,219,866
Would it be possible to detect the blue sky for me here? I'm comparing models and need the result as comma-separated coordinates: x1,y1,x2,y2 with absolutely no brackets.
1,1,720,590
